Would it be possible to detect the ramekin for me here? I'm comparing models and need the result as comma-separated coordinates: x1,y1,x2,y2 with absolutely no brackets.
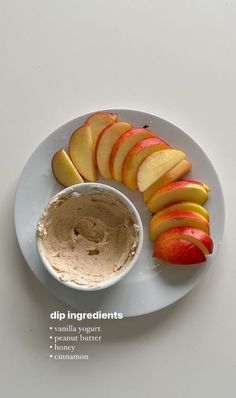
36,183,143,291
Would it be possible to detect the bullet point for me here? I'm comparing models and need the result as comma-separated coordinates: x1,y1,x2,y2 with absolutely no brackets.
49,327,52,330
50,355,52,358
50,346,52,349
50,336,52,339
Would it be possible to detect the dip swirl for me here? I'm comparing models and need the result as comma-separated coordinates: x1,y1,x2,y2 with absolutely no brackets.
37,191,139,287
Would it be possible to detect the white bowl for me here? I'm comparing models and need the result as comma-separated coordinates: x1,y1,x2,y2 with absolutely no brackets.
36,183,143,291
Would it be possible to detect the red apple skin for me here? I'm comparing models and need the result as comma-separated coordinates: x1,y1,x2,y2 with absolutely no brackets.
123,137,170,190
187,180,210,192
95,121,132,155
153,238,206,265
125,136,170,153
110,128,155,178
158,227,214,254
157,180,207,194
154,201,209,221
147,180,209,213
150,210,210,241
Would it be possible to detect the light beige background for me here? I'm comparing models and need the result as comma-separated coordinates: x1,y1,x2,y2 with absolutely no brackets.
0,1,235,397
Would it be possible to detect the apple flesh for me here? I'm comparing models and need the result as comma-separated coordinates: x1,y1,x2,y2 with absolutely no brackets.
150,210,210,241
51,149,84,187
69,124,97,182
137,149,186,192
147,180,208,213
110,128,155,182
156,227,213,255
85,111,118,159
143,160,192,202
153,237,206,264
155,201,209,221
123,137,170,190
96,122,132,179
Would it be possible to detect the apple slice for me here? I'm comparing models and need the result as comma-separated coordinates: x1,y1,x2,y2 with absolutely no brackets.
110,128,155,182
143,160,192,202
155,201,209,221
150,210,210,241
189,180,211,192
51,149,84,187
69,124,97,182
137,149,186,192
96,122,132,179
85,112,118,158
156,227,213,255
123,137,170,190
153,238,206,265
147,180,208,213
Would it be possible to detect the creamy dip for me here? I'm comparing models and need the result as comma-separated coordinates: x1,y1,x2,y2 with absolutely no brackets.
37,191,139,287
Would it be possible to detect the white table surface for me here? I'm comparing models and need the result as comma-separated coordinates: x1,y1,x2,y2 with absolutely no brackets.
0,1,235,397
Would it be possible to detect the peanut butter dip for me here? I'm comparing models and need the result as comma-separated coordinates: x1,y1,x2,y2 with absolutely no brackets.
37,191,139,287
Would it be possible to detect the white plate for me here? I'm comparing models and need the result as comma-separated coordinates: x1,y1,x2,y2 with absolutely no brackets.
14,109,225,317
